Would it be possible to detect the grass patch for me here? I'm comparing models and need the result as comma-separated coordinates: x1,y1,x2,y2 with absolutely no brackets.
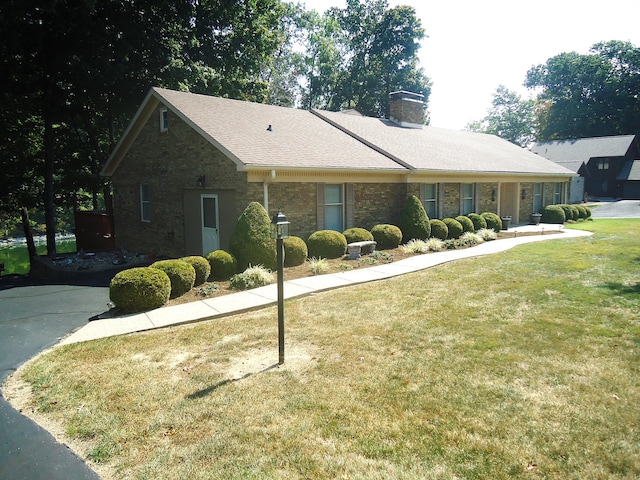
0,238,77,275
10,220,640,479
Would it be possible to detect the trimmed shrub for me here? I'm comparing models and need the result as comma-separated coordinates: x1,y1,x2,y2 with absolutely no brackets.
443,218,463,239
558,204,575,221
371,224,403,249
151,259,196,298
585,206,592,219
455,215,475,233
467,213,487,231
110,267,171,313
540,205,566,224
430,219,448,240
283,236,308,267
568,205,580,221
229,265,273,290
307,230,347,259
398,194,431,242
575,204,588,220
342,227,374,244
480,212,502,232
205,250,238,281
229,202,276,271
181,256,210,287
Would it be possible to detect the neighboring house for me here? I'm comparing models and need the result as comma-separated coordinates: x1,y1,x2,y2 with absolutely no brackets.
531,135,640,201
101,88,574,258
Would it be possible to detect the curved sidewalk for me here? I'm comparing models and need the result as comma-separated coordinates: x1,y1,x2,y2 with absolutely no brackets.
59,226,592,346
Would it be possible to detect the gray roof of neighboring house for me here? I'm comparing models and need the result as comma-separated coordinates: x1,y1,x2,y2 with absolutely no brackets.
617,160,640,181
312,109,574,175
103,87,575,178
531,136,636,169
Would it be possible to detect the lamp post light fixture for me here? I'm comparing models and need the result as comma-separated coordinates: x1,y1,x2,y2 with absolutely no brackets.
270,209,290,364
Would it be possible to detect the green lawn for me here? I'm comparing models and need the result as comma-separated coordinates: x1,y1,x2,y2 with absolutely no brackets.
0,238,76,275
9,219,639,479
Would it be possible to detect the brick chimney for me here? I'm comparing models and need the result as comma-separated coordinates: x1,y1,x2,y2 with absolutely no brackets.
389,91,424,129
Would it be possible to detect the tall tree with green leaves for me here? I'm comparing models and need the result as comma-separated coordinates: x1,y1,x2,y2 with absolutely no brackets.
0,0,288,255
525,40,640,140
466,86,536,147
316,0,431,118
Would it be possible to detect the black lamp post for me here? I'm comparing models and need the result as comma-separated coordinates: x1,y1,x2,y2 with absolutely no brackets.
270,209,289,364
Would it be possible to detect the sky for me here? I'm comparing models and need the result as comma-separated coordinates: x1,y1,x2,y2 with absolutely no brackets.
299,0,640,130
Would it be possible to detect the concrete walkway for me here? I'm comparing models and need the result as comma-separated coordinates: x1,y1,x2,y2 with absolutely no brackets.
59,225,592,346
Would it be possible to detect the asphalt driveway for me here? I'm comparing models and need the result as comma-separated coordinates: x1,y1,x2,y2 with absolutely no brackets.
0,275,110,480
590,199,640,218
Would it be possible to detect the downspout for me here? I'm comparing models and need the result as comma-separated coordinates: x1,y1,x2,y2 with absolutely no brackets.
263,170,276,213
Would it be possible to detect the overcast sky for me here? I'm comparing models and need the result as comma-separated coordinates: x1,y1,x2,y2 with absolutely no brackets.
300,0,640,130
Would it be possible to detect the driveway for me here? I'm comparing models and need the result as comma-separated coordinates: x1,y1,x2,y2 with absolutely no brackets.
0,274,111,480
590,199,640,218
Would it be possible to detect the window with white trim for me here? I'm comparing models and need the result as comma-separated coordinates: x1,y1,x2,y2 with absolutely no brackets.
160,108,168,132
533,183,543,212
324,184,344,232
553,182,564,204
421,183,437,219
140,184,152,222
597,159,609,170
461,184,474,214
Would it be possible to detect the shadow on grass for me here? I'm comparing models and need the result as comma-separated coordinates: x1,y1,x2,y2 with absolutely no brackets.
600,282,640,295
186,363,281,400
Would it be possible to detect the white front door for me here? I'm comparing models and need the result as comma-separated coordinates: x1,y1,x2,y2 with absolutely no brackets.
201,194,220,255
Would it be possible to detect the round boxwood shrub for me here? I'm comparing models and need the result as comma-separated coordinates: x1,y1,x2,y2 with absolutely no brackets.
229,202,276,271
467,213,487,231
558,204,575,221
110,267,171,313
585,205,592,219
480,212,502,232
430,219,448,240
540,205,566,224
181,256,211,287
442,218,463,239
455,215,475,233
151,259,196,298
575,204,588,219
307,230,348,259
342,227,374,244
283,236,308,267
371,224,403,249
398,194,431,242
206,250,238,281
568,204,580,221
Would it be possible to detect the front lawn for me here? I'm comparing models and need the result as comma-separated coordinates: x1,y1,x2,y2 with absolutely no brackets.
7,219,639,479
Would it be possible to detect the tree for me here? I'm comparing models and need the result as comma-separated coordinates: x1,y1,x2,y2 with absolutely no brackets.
466,86,536,147
306,0,431,118
0,0,288,255
525,40,640,140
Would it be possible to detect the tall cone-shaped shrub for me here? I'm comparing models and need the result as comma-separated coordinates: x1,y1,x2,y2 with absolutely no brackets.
398,194,431,242
229,202,276,270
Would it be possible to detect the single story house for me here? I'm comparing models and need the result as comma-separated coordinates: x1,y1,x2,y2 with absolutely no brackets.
531,135,640,201
101,88,574,258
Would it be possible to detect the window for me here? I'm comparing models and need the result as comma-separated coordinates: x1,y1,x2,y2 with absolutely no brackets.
553,183,564,204
324,184,344,231
597,159,609,170
421,184,437,219
533,183,543,212
160,108,168,132
461,184,474,215
140,184,152,222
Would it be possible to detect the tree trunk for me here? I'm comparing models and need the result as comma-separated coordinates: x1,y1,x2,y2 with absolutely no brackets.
21,207,37,262
43,87,57,258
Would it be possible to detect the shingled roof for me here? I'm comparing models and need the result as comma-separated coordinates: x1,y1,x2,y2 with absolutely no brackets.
313,110,574,176
103,87,574,178
102,88,406,176
531,135,637,173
